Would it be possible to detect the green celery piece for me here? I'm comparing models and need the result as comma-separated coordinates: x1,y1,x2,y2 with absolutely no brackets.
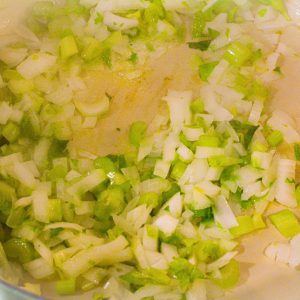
48,139,68,159
63,0,88,17
32,1,54,21
129,121,147,147
6,207,26,229
2,122,20,143
269,209,300,238
20,110,41,140
212,259,240,289
47,165,68,181
224,42,252,67
107,226,124,240
139,192,160,208
8,79,34,95
48,199,62,222
60,35,78,60
143,0,165,34
48,16,72,38
2,70,23,81
257,0,290,20
3,238,35,263
196,135,220,147
192,207,214,223
168,258,204,290
192,11,205,38
170,161,187,181
121,268,170,287
129,52,138,64
198,61,218,81
230,120,259,149
296,185,300,205
194,240,224,263
179,132,193,149
95,187,125,221
162,183,180,203
81,38,103,62
208,155,242,167
267,130,283,147
294,144,300,161
188,40,211,51
94,157,116,174
55,279,76,296
0,181,15,215
190,98,205,113
251,80,269,102
53,121,72,141
204,0,237,21
230,216,256,237
101,48,112,68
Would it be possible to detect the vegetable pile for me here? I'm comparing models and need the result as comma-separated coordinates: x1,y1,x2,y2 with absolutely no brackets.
0,0,299,299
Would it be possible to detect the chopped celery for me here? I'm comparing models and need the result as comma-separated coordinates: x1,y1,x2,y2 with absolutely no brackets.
129,121,147,147
48,199,62,222
143,0,165,34
224,42,252,67
190,98,204,113
170,161,187,181
251,80,269,102
296,185,300,205
129,52,138,64
2,69,22,81
269,210,300,238
53,121,72,141
294,144,300,161
60,35,79,60
162,183,180,203
55,278,76,296
81,38,102,62
0,181,15,215
198,61,218,81
121,268,170,287
8,79,34,95
188,40,211,51
267,130,283,147
194,240,224,263
3,238,35,263
48,16,72,38
32,1,54,18
139,192,160,208
208,156,242,167
196,135,220,147
253,214,266,229
192,11,205,38
192,207,214,224
101,48,112,68
95,187,125,221
47,165,68,181
94,157,116,174
21,111,41,140
2,122,20,143
168,258,204,290
257,0,290,20
6,207,26,229
213,259,240,289
230,216,260,237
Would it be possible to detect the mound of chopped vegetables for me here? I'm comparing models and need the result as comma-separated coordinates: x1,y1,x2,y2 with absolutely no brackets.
0,0,300,299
